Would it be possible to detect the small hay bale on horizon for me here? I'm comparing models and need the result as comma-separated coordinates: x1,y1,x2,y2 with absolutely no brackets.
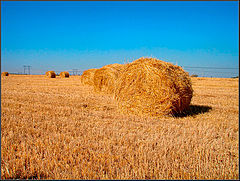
114,57,193,117
93,64,124,94
46,71,56,78
60,71,70,78
81,68,97,85
2,72,9,76
45,71,50,76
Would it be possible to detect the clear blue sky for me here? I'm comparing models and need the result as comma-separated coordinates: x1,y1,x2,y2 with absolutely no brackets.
1,1,239,77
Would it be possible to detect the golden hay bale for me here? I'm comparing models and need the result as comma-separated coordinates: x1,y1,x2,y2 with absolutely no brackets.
93,64,124,94
45,71,50,76
60,71,70,78
102,63,123,71
114,57,193,117
46,71,56,78
45,71,52,76
81,68,97,85
1,72,9,76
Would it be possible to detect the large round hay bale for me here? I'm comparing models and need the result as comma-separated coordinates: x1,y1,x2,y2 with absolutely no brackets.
60,71,70,78
114,57,193,117
93,64,124,94
81,68,97,85
2,72,9,76
102,63,123,71
46,71,56,78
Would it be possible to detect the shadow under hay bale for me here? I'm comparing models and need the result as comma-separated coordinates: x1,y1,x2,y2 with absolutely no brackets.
45,71,56,78
60,71,70,78
174,105,212,118
93,64,124,94
114,57,193,117
1,72,9,76
81,68,97,85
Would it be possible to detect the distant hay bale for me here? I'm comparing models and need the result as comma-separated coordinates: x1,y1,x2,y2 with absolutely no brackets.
114,57,193,117
46,71,56,78
2,72,9,76
45,71,50,76
93,64,124,94
60,71,70,78
191,74,198,77
81,68,97,85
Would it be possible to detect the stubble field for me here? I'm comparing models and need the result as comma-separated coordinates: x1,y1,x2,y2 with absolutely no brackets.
1,75,239,179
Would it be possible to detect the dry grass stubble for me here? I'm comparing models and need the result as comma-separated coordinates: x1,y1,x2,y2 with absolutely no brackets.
1,75,239,179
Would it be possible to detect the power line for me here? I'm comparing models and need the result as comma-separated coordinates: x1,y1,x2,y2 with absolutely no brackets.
198,70,237,74
27,66,31,75
23,65,27,74
184,66,239,70
23,65,31,75
72,69,78,75
159,58,238,70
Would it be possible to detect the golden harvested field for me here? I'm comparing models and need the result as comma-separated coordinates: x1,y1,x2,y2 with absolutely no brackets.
1,75,239,179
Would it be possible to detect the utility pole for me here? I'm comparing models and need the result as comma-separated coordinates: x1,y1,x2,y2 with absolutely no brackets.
23,65,31,75
27,66,31,75
72,69,78,75
23,65,27,74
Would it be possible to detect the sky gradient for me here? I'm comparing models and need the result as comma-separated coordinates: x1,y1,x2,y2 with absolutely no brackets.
1,1,239,77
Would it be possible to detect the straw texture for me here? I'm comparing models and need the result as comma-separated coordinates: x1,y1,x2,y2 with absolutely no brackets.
93,64,124,94
102,63,123,71
114,57,193,117
81,69,97,85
